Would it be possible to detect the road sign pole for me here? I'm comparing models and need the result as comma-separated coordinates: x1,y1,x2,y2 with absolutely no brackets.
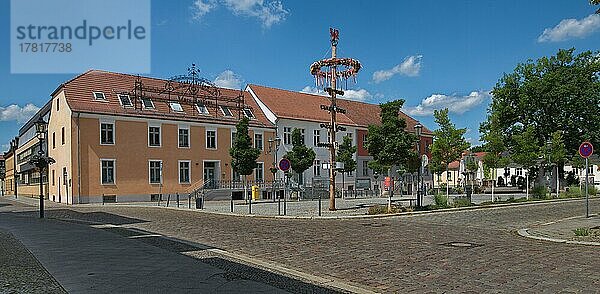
585,157,589,218
579,142,593,218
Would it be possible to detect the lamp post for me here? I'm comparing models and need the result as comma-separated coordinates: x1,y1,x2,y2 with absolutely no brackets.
414,123,423,207
525,170,529,200
10,139,18,199
268,137,281,203
30,117,54,219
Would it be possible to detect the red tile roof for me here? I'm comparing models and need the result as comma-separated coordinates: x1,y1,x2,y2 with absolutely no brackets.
58,70,274,128
448,152,487,170
248,84,432,134
247,84,356,126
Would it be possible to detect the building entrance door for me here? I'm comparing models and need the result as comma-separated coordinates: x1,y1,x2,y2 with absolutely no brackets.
204,162,217,189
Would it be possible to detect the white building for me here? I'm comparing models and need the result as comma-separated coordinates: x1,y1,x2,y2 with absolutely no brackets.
247,84,434,193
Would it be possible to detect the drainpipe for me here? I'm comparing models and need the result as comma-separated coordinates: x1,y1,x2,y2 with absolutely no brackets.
77,112,81,204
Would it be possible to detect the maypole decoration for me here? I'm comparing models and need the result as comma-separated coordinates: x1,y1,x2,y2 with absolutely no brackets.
310,28,361,211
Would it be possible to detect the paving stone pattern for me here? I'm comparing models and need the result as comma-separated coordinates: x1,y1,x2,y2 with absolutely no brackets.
35,198,600,293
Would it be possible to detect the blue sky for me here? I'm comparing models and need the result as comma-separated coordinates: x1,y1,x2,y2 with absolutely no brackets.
1,0,599,151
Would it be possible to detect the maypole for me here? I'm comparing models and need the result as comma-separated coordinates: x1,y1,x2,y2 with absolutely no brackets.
310,28,361,210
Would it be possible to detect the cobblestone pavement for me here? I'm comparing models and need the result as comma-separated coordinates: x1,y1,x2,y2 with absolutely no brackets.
5,196,600,293
0,230,66,294
97,193,533,217
527,214,600,243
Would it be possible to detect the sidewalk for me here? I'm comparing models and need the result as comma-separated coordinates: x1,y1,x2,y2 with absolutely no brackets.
0,198,291,293
520,214,600,245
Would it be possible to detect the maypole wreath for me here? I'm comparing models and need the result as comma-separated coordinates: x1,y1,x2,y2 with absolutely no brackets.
310,28,362,88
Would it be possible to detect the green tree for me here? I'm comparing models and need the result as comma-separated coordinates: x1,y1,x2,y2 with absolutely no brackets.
337,135,357,195
482,48,600,185
284,128,316,186
430,108,470,199
510,126,540,187
480,116,509,201
365,99,418,209
229,117,261,204
541,131,567,196
364,99,418,176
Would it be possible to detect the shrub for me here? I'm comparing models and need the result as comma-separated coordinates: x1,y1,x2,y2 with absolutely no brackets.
453,197,472,208
434,193,449,208
574,227,590,236
367,204,403,215
531,186,549,199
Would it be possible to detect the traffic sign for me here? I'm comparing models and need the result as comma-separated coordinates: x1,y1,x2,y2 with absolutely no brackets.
278,158,291,172
579,142,594,158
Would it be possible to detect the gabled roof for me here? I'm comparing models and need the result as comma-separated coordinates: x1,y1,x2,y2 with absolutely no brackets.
57,70,274,128
248,84,356,126
248,84,432,134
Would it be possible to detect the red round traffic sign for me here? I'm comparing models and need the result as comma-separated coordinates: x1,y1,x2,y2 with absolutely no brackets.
278,158,291,172
579,142,594,158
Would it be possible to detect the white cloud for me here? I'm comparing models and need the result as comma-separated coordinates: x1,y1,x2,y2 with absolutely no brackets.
192,0,218,20
192,0,289,28
301,86,372,102
223,0,289,28
0,103,40,123
214,70,244,89
372,55,423,83
404,91,490,116
538,14,600,42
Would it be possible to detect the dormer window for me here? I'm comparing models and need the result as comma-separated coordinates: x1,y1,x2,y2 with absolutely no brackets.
243,108,255,119
169,102,184,112
196,102,209,115
141,97,154,109
118,94,133,107
220,106,233,117
93,92,106,101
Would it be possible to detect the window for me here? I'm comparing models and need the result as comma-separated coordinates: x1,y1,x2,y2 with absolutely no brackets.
299,129,305,144
362,161,369,176
178,128,189,148
362,134,368,148
313,130,321,146
101,160,115,184
149,161,162,184
52,169,55,186
314,160,321,177
233,169,242,182
100,123,114,145
255,162,264,182
56,99,59,111
196,102,209,115
52,132,56,149
243,108,255,119
179,161,190,184
61,127,65,145
283,127,292,145
220,106,233,117
447,171,452,180
327,131,331,145
254,133,263,150
93,92,106,100
231,131,237,146
516,168,523,176
141,97,154,109
169,102,184,112
206,130,217,149
504,168,510,176
347,133,353,141
118,94,133,107
149,126,161,147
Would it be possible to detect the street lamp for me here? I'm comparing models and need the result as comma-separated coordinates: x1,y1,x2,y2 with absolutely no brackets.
414,123,423,207
30,116,55,218
268,137,281,203
10,139,18,199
